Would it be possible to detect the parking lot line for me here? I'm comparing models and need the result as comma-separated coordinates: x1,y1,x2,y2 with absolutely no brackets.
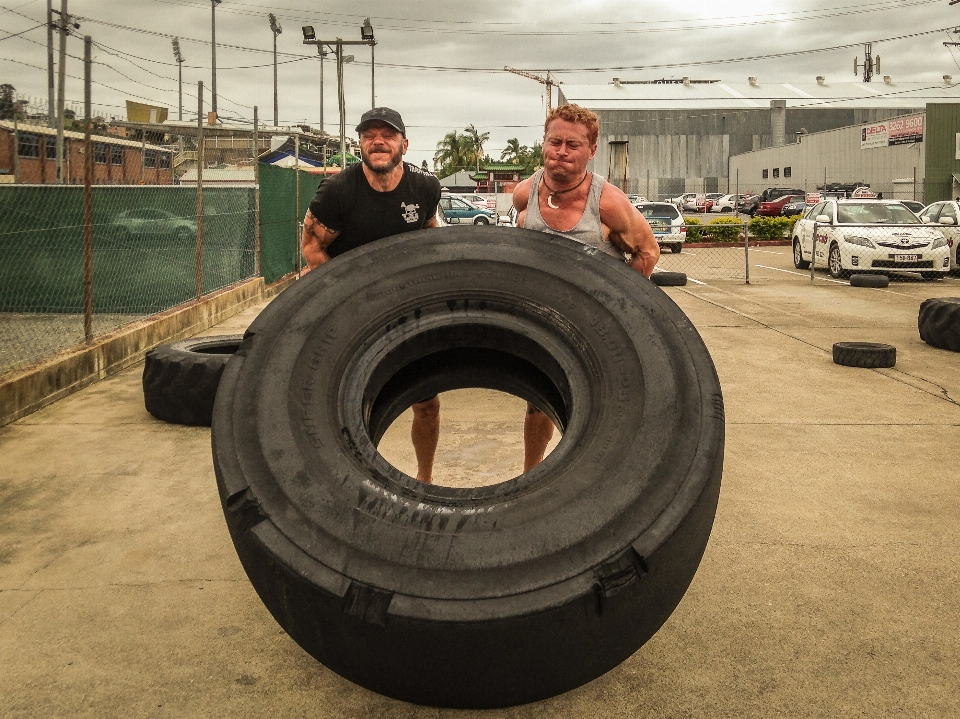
753,265,916,297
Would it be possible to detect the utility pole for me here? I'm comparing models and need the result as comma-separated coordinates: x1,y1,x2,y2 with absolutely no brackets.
269,14,281,127
172,38,184,121
854,43,879,83
82,34,93,344
211,0,221,120
361,18,375,109
54,0,77,184
504,67,559,118
46,0,54,127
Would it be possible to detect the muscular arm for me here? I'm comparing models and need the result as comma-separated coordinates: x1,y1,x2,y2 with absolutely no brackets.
599,184,660,277
301,209,340,272
512,178,531,228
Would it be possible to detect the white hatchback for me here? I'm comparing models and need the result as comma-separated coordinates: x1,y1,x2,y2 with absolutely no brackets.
635,202,686,253
919,200,960,272
792,199,949,280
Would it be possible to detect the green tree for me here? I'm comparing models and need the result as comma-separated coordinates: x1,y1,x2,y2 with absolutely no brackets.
500,138,527,164
433,130,472,177
0,84,16,120
463,123,490,172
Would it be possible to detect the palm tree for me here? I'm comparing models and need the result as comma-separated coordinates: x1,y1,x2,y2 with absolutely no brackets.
433,130,472,177
463,124,490,172
500,138,527,164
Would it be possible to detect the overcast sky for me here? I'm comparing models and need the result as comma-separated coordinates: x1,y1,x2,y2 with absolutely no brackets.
1,0,958,167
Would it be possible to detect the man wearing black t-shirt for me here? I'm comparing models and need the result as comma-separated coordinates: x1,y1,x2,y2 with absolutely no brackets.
301,107,442,483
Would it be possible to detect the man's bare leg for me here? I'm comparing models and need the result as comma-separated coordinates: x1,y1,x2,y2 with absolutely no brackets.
524,403,555,472
411,396,440,483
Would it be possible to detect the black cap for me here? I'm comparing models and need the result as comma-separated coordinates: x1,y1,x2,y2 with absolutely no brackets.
356,107,406,136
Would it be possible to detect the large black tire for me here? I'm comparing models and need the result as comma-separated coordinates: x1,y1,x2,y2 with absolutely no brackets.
849,273,888,288
832,342,896,368
918,297,960,351
143,335,243,426
651,271,687,286
212,226,724,709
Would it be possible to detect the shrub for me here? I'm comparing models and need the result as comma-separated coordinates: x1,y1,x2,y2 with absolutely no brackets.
706,216,744,243
748,215,795,240
683,216,703,241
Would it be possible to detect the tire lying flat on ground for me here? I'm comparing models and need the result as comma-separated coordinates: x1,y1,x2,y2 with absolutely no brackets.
850,273,889,288
651,270,687,286
212,227,724,708
143,335,243,426
918,297,960,352
832,341,896,368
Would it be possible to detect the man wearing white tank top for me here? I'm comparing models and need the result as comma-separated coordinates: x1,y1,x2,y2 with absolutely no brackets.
513,104,660,470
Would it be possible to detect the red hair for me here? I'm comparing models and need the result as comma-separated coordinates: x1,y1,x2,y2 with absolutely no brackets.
544,104,600,146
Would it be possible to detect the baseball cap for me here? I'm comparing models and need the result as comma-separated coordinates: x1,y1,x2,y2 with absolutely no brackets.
355,107,406,136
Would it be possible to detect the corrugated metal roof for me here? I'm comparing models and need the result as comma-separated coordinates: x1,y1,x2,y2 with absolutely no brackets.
0,120,169,151
561,81,960,110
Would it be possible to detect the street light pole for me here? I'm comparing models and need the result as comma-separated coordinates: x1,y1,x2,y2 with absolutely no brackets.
361,18,375,109
172,38,184,121
55,0,68,184
211,0,221,120
269,13,281,126
46,0,54,127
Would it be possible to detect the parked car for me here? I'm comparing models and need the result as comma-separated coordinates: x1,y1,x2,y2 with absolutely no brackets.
901,200,925,215
635,201,685,253
760,187,806,202
780,198,808,217
626,194,647,203
792,199,949,279
454,193,497,210
110,208,197,240
919,200,960,272
736,195,761,216
756,194,805,217
681,195,714,213
710,194,748,213
498,205,518,227
438,195,497,225
670,193,698,208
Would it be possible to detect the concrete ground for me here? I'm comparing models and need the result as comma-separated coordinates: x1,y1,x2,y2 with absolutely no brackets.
1,252,959,718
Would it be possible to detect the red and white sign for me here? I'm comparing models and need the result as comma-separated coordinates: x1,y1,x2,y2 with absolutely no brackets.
861,113,924,149
851,186,877,198
806,192,822,205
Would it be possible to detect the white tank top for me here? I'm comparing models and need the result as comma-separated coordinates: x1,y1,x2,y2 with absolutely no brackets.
523,169,624,259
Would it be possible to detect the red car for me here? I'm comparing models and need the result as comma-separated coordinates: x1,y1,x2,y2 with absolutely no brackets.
756,194,805,217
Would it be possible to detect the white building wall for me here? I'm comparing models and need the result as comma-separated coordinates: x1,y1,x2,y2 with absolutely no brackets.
728,119,926,200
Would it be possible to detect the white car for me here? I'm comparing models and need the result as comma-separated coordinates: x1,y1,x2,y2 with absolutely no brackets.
453,193,497,210
670,193,697,208
792,199,949,280
919,200,960,272
635,201,685,253
709,194,744,213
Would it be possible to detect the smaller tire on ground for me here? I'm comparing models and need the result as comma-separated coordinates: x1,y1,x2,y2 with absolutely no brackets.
918,297,960,352
651,271,687,286
850,274,889,288
832,342,896,368
143,335,243,426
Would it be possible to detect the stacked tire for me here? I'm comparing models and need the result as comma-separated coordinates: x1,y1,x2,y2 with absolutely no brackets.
919,298,960,352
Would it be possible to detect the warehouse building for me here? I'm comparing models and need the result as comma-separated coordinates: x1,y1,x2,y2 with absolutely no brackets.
559,78,960,200
728,103,960,203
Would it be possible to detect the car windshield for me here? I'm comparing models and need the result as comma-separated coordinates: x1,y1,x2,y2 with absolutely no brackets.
836,203,922,224
637,204,680,219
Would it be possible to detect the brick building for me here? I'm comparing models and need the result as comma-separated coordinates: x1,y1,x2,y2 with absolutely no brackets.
0,120,173,185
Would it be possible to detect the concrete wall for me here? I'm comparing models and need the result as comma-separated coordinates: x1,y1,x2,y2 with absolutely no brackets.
728,117,926,200
586,107,923,199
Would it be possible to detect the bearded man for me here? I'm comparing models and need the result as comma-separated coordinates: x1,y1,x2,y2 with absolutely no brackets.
301,107,442,483
512,103,660,471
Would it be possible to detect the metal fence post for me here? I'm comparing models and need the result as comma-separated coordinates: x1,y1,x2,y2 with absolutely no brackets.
743,218,750,285
82,35,93,344
294,134,301,276
810,222,818,284
195,81,204,300
253,105,261,277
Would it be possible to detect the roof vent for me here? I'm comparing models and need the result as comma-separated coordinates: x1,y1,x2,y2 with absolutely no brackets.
945,75,954,85
682,76,691,86
816,76,825,86
884,75,893,85
748,77,758,87
613,77,621,88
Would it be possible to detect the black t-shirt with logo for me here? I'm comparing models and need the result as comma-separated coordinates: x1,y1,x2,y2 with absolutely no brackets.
308,161,441,258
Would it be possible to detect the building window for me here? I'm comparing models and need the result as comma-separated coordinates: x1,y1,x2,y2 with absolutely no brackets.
159,152,171,169
144,149,157,168
111,145,123,165
762,169,769,179
18,133,40,158
773,168,780,179
45,137,58,159
94,143,107,165
784,166,792,178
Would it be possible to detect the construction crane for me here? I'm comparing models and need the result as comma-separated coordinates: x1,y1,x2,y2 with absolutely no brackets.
505,67,560,117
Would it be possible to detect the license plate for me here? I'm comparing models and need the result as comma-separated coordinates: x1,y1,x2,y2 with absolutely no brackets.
892,254,921,262
647,219,670,234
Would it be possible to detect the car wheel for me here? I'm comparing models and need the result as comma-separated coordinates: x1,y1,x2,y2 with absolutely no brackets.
212,226,724,708
918,297,960,351
828,243,847,279
793,239,810,270
671,243,682,254
832,342,896,368
143,335,244,426
920,271,945,280
474,216,490,225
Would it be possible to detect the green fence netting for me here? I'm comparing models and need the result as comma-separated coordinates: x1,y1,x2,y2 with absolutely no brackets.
259,163,320,284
